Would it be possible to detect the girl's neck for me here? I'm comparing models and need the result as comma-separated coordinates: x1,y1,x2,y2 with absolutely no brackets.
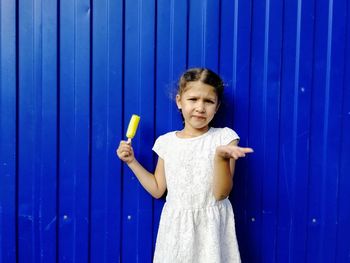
178,126,210,138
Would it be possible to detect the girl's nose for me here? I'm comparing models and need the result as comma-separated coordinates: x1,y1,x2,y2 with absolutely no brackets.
195,102,205,112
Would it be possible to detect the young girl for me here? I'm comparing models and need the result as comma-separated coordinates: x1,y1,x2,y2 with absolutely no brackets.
116,68,253,262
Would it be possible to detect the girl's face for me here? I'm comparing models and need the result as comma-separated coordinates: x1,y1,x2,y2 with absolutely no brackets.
176,81,219,132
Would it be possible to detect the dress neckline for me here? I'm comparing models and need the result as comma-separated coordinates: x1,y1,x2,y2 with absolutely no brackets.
174,127,213,141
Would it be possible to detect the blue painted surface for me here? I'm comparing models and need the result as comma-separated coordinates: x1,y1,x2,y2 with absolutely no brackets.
90,0,123,262
17,0,58,262
0,0,349,262
0,0,16,262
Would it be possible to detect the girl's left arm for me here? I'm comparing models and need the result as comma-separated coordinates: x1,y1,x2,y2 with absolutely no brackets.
213,140,253,201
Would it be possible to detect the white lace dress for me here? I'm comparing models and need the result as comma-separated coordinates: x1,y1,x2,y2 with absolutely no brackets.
152,127,241,263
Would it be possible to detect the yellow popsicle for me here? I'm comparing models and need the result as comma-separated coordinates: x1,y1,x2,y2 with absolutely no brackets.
126,114,140,143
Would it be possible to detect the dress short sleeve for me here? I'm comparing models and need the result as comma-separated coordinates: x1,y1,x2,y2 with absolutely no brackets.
152,135,165,159
221,127,240,145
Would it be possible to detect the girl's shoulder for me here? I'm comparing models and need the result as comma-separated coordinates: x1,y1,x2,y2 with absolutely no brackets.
210,127,240,144
155,131,177,141
153,131,177,147
210,126,238,135
210,126,233,132
152,131,177,158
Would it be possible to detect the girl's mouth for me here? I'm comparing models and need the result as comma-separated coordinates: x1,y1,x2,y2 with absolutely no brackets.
192,115,206,120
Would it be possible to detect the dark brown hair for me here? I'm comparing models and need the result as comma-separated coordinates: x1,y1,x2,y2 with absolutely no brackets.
177,68,224,103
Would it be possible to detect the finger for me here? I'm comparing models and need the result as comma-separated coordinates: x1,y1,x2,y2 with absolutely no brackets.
240,147,254,153
119,144,132,152
122,152,131,158
229,148,245,157
118,146,128,153
116,147,126,154
119,140,130,147
230,152,239,160
118,146,130,154
123,149,132,155
116,147,124,154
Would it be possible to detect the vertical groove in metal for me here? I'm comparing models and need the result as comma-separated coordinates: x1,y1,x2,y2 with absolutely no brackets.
336,2,350,260
36,0,41,259
152,0,158,252
104,0,109,259
262,0,270,150
275,0,286,259
136,0,142,255
88,0,93,261
56,0,61,260
119,0,125,259
185,0,189,68
15,0,20,261
304,0,317,260
169,0,174,81
201,0,207,65
168,0,175,126
232,0,238,88
137,0,142,109
292,0,302,178
217,0,222,72
261,0,270,257
286,1,303,258
335,1,349,261
72,0,77,258
320,0,333,258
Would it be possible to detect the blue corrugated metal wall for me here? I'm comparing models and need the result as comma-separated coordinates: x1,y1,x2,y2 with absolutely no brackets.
0,0,349,262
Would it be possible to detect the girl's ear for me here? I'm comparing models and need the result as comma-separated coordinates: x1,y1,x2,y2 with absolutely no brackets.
176,94,182,109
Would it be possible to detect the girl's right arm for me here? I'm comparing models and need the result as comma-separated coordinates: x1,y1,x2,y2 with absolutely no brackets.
116,141,166,199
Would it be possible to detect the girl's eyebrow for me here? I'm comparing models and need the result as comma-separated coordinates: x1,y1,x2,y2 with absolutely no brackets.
186,95,199,98
186,95,217,101
204,96,217,101
186,93,215,98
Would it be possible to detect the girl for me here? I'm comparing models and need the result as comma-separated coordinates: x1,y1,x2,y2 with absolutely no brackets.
116,68,253,262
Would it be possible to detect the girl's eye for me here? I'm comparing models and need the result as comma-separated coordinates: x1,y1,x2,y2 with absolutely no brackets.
205,100,215,104
188,98,197,101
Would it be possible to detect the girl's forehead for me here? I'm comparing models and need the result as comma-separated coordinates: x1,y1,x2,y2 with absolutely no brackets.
182,81,217,96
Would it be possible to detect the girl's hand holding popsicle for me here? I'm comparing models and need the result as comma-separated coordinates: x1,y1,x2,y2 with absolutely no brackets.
116,114,140,164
